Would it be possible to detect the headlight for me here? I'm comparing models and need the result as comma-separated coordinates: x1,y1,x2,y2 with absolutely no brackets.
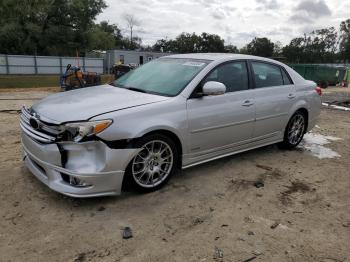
64,119,112,142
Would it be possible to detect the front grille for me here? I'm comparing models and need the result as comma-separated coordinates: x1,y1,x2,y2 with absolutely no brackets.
20,107,63,143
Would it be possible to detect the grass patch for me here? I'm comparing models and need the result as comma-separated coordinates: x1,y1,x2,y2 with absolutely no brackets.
0,74,114,89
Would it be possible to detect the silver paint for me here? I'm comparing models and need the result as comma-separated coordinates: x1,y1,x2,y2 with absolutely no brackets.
21,53,321,197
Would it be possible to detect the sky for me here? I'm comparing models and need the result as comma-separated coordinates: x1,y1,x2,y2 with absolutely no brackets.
96,0,350,47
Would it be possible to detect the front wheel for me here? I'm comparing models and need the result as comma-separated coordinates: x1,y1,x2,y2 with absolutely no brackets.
279,111,307,149
124,134,178,193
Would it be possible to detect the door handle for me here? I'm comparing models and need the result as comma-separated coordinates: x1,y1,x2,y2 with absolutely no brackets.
288,93,296,99
242,100,254,107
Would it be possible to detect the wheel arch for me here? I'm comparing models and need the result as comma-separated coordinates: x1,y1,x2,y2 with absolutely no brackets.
140,129,183,168
293,107,309,133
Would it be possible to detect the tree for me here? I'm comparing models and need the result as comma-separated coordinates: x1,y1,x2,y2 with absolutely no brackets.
198,33,225,52
87,25,115,51
283,27,338,63
224,44,239,53
273,41,283,57
0,0,107,56
152,32,227,53
246,37,274,57
282,37,305,63
123,13,140,48
121,36,142,50
96,21,123,48
339,19,350,62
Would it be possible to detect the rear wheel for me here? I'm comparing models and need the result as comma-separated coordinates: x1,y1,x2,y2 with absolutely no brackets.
279,111,306,149
124,134,178,193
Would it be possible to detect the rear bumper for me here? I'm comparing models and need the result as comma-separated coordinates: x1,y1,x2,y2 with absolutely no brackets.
21,132,139,198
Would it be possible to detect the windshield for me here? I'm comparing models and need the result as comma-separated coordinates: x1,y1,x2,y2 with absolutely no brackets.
112,58,210,96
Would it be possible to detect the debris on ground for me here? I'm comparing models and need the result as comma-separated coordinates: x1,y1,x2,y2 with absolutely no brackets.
270,221,280,229
253,250,263,256
342,221,350,228
192,217,204,225
0,109,21,114
256,164,273,171
254,181,264,188
213,246,224,260
74,252,86,262
97,206,105,212
122,227,133,239
243,256,257,262
322,102,350,111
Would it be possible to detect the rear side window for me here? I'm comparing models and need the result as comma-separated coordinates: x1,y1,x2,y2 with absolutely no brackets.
203,61,249,93
281,68,293,85
252,62,284,88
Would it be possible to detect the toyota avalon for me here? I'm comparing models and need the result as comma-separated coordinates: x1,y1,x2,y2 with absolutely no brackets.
20,53,321,197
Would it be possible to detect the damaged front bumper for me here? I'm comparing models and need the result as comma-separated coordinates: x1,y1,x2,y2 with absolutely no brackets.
21,132,139,197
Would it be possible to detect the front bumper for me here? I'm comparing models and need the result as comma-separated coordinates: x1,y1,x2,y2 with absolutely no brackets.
21,132,139,198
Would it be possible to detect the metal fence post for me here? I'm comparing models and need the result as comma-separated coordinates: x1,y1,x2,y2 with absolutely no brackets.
59,57,63,74
5,54,9,74
34,55,38,74
82,57,86,71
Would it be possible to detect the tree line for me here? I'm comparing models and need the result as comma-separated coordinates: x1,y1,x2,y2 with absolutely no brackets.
0,0,349,63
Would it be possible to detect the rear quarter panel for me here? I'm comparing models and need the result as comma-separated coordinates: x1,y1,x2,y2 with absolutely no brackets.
293,80,321,131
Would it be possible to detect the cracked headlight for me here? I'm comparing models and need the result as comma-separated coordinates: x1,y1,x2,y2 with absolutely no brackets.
64,120,112,142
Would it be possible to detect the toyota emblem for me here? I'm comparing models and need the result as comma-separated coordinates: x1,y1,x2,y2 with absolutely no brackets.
29,117,40,130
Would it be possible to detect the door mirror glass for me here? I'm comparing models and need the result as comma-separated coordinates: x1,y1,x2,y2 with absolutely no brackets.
202,81,226,96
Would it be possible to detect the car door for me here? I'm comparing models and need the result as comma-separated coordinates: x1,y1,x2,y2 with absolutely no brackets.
250,61,296,139
186,60,255,155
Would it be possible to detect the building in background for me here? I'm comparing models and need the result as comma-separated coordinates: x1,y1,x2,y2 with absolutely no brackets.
105,50,169,73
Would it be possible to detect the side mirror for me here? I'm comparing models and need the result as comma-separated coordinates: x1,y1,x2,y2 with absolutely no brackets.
202,81,226,96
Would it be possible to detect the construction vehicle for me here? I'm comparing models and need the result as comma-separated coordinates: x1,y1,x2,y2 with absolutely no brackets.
113,63,137,79
60,64,101,91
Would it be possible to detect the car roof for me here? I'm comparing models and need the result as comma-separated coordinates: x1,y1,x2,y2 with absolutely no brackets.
163,53,284,65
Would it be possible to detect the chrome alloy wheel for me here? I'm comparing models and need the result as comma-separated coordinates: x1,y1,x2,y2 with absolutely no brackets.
287,114,305,145
132,140,174,188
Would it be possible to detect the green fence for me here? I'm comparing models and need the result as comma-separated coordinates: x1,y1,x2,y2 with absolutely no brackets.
290,64,348,88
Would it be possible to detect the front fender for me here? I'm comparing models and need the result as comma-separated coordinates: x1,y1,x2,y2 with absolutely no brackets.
91,97,189,152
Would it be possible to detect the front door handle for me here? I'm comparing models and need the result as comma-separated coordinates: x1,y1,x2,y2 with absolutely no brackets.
242,100,254,107
288,93,296,99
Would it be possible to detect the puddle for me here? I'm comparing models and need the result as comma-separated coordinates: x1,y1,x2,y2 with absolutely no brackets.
298,132,342,159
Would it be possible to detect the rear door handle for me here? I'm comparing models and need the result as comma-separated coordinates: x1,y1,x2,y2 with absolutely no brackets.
288,93,296,99
242,100,254,107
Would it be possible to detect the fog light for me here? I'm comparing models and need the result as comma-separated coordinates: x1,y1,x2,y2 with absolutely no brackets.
69,176,92,187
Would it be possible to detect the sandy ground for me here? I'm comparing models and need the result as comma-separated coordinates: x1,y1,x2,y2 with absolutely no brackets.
0,87,349,262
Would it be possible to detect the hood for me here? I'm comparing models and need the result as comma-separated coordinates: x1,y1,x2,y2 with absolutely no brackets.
31,85,170,123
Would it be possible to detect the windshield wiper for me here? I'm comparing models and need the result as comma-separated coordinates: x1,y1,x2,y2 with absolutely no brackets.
124,87,147,93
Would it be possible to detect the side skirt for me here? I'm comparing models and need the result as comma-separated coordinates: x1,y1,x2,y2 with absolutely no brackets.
182,138,282,169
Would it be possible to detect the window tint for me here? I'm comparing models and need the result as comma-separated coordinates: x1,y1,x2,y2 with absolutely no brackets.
252,62,284,88
114,58,209,96
281,69,293,85
204,61,249,92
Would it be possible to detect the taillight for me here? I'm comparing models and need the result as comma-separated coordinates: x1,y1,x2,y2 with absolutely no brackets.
315,86,322,96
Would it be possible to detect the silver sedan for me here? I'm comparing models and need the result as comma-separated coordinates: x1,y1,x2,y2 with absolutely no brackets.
20,53,321,197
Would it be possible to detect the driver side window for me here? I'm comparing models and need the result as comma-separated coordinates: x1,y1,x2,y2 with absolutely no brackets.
203,61,249,93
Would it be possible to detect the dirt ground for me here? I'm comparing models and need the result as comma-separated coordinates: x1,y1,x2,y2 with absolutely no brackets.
0,87,349,262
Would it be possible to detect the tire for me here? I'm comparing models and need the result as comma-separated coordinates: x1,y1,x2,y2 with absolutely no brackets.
279,111,307,149
124,134,178,193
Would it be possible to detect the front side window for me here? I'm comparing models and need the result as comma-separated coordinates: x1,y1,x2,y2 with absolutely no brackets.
112,58,209,96
203,61,249,93
252,62,284,88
